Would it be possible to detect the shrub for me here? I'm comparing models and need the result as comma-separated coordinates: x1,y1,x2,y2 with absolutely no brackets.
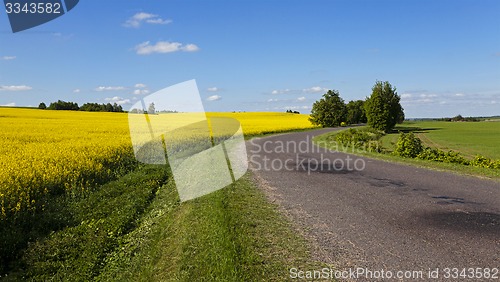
469,155,500,169
367,140,383,153
393,132,423,158
416,147,468,165
417,147,443,161
494,160,500,169
335,128,384,150
441,150,469,165
335,128,369,147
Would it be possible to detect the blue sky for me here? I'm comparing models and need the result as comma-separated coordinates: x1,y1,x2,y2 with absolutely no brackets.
0,0,499,118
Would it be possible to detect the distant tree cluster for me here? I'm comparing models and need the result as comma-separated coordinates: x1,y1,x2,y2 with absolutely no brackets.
128,108,144,114
46,100,79,111
286,109,301,114
80,102,123,112
309,81,404,132
438,115,480,122
128,103,180,114
39,100,124,112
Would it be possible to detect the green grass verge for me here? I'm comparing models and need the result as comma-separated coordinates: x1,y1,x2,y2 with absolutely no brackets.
314,126,500,180
2,166,326,281
95,172,326,281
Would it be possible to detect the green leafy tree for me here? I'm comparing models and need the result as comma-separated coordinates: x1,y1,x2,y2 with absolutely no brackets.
309,90,346,127
365,81,404,132
38,102,46,109
346,100,367,124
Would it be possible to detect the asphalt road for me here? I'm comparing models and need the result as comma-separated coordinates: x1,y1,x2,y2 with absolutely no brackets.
247,128,500,281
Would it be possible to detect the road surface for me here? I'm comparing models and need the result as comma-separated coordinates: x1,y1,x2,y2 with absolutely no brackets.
247,128,500,281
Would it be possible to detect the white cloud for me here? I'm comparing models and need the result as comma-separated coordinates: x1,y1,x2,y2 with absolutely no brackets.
267,98,279,102
182,44,200,52
401,91,439,104
124,12,172,28
133,89,150,95
145,18,172,25
1,56,16,60
207,87,219,92
0,85,32,91
73,89,81,93
420,93,437,98
95,86,126,91
455,93,465,97
303,86,327,93
133,83,150,95
297,96,306,102
271,89,290,95
105,96,131,105
206,95,221,101
135,41,200,55
1,102,15,107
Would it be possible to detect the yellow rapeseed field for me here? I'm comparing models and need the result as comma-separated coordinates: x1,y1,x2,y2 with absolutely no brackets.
0,108,316,219
0,108,136,219
207,112,317,136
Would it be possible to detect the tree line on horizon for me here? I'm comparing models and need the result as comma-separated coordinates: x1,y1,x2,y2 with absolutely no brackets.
309,81,404,132
38,100,124,112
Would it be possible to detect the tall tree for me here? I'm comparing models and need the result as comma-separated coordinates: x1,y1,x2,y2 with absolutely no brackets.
346,100,367,124
309,90,346,127
364,81,404,132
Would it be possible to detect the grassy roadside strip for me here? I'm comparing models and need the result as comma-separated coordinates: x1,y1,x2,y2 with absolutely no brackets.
313,128,500,180
96,172,327,281
3,165,327,280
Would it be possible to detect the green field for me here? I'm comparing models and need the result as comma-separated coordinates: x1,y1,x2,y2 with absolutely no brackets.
315,120,500,180
382,120,500,160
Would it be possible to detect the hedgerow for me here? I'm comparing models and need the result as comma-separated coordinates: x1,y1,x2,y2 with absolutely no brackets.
393,132,499,169
335,128,384,152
